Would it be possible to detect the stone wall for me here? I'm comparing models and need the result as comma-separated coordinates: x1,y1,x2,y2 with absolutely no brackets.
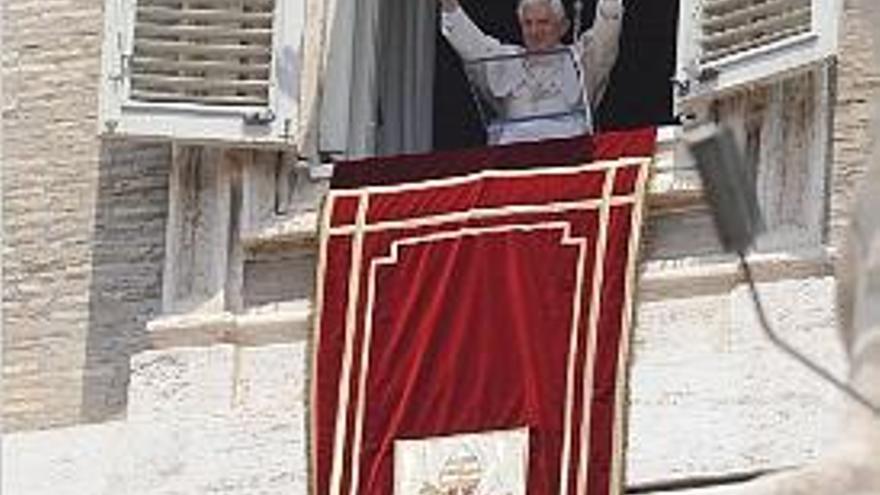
2,0,878,491
830,0,880,249
0,277,844,494
3,343,309,495
2,0,169,431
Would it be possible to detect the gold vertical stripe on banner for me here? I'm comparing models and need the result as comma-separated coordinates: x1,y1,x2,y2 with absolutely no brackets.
558,170,597,495
329,192,370,495
576,165,618,495
311,193,336,495
609,160,651,495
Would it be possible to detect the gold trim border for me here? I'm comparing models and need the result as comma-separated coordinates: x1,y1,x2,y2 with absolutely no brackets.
312,156,652,495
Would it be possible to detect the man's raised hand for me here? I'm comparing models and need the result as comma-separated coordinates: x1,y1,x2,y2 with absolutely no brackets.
439,0,460,13
597,0,623,19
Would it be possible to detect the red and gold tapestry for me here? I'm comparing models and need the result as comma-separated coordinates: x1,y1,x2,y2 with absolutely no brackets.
312,130,654,495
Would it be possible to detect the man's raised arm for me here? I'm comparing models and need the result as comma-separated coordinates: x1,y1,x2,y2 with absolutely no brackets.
439,0,507,62
579,0,624,110
439,0,459,13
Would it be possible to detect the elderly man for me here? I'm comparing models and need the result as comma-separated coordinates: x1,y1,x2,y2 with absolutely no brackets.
439,0,623,145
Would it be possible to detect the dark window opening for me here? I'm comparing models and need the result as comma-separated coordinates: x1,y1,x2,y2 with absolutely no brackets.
432,0,679,151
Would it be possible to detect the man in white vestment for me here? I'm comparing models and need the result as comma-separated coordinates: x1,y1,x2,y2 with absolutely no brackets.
439,0,623,145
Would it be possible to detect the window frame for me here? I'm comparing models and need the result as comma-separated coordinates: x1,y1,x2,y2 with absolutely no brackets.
98,0,305,148
675,0,840,109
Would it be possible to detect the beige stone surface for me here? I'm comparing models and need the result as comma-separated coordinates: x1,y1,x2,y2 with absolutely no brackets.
2,343,309,495
2,0,877,492
830,0,880,249
628,276,846,486
1,276,847,493
640,0,880,491
2,0,170,430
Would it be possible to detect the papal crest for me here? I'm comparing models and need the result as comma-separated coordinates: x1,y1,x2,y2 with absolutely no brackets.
394,427,528,495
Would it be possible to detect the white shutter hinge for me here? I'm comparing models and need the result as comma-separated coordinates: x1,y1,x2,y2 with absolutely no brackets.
697,67,720,84
671,77,692,98
282,118,293,141
243,109,276,126
673,63,721,98
109,32,131,82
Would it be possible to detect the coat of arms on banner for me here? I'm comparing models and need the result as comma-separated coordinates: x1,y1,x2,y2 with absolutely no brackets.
394,427,529,495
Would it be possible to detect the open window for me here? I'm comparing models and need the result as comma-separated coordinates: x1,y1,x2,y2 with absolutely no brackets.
311,0,435,160
99,0,306,147
434,1,680,150
159,0,838,159
313,0,682,157
675,0,840,107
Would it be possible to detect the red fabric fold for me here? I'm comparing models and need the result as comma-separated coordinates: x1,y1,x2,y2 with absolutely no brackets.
314,130,653,495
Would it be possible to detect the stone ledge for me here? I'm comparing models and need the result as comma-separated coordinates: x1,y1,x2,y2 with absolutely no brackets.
236,130,694,251
639,249,836,302
146,300,311,349
241,211,320,251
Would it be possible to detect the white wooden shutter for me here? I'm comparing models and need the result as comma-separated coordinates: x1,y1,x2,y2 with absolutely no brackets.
99,0,304,147
676,0,839,105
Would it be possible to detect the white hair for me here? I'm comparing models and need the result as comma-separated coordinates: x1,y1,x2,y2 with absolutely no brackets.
517,0,568,21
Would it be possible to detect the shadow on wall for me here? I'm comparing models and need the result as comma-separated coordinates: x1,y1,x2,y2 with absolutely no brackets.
82,141,170,423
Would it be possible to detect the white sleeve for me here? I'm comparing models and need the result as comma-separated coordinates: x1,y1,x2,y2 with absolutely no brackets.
441,7,520,100
578,0,623,110
441,7,505,62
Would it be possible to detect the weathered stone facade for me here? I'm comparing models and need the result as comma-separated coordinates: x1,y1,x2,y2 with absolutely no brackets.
2,0,878,493
2,0,170,430
831,0,879,248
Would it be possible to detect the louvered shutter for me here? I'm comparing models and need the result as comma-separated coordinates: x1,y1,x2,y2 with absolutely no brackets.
676,0,839,104
99,0,304,147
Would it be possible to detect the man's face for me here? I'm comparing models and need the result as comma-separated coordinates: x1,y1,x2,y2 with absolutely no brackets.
519,2,566,51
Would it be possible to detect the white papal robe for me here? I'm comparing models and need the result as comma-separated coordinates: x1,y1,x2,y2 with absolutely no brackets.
441,1,623,145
